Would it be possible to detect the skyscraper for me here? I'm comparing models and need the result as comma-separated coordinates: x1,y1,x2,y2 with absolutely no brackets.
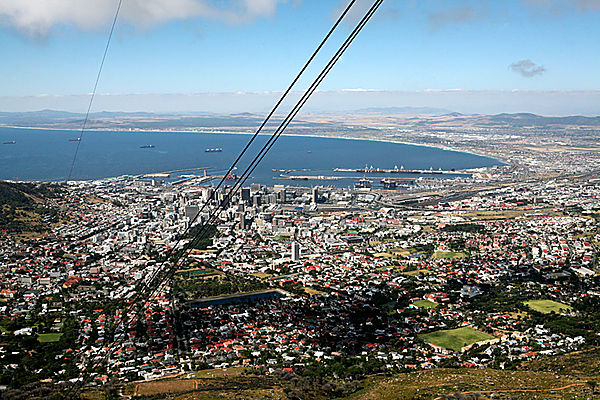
291,242,300,261
241,188,251,203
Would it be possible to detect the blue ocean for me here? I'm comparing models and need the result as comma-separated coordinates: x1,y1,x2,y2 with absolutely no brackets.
0,127,501,187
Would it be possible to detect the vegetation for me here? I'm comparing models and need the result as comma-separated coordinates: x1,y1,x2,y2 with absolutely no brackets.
432,251,467,259
183,224,218,250
441,223,486,233
350,367,595,400
120,348,600,400
0,180,63,236
465,286,527,314
304,287,325,296
420,327,495,352
0,314,79,388
409,243,435,257
413,299,439,308
525,299,573,314
175,273,268,300
0,181,62,206
37,332,63,343
401,269,431,276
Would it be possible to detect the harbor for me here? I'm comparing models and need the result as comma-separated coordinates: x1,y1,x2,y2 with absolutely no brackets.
138,163,469,190
334,166,470,176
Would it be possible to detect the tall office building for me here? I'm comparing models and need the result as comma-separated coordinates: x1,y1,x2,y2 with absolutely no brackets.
241,188,251,203
184,205,199,220
274,186,287,204
291,242,300,261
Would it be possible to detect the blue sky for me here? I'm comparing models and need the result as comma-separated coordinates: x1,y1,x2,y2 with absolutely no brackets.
1,0,599,114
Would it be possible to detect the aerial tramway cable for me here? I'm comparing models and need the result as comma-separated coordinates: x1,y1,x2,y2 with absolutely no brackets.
142,0,384,310
67,0,123,181
62,0,384,397
137,0,361,281
178,0,384,265
128,0,385,362
103,0,364,346
147,0,384,309
122,0,385,349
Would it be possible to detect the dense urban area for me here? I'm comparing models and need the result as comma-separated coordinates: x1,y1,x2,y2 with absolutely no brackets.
2,133,600,400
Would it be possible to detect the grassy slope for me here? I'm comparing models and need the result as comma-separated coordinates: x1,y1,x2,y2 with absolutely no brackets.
351,347,600,399
0,181,62,237
115,348,600,400
348,368,593,400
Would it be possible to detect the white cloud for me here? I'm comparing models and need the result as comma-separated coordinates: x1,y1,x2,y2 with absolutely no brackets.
0,0,290,36
510,59,546,78
242,0,279,17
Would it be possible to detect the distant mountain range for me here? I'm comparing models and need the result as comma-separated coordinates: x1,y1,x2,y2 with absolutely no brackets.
354,106,454,115
1,109,600,130
486,113,600,126
0,109,346,133
426,112,600,127
0,109,266,129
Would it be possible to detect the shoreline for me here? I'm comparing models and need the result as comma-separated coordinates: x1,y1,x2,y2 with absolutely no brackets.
0,124,507,166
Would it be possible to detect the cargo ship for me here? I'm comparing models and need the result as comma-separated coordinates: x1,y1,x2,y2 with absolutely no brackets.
2,140,16,145
68,138,81,142
205,148,222,152
355,177,371,188
140,145,155,148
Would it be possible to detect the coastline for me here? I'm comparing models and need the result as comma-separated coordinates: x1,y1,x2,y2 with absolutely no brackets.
0,124,507,166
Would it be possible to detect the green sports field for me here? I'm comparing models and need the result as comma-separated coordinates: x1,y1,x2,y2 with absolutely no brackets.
420,326,495,352
413,299,439,308
524,299,573,314
37,333,63,343
431,251,466,259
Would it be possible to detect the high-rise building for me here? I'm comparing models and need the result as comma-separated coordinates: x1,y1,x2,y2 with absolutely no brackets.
291,242,300,261
251,183,262,193
275,187,287,204
311,187,318,204
241,188,251,203
184,205,200,221
202,187,214,202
